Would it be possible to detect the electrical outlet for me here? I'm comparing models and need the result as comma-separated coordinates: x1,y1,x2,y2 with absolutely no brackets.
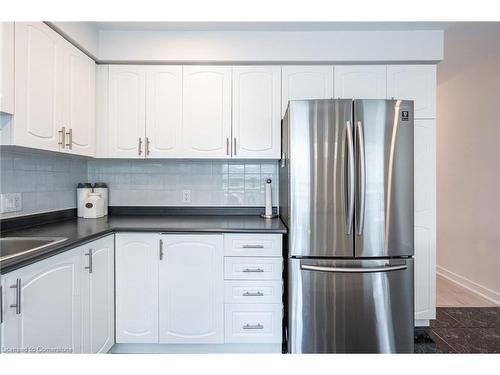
1,193,22,213
182,190,191,204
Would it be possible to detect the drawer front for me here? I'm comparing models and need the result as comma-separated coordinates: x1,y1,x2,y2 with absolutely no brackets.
224,234,282,257
224,280,283,303
224,257,283,280
224,304,283,343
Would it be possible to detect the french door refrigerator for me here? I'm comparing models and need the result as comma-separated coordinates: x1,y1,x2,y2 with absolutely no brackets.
280,99,414,353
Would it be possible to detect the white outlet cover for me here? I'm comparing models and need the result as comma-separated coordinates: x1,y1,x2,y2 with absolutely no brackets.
182,190,191,203
1,193,22,213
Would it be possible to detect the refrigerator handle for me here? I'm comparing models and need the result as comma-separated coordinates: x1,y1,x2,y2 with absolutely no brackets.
356,120,366,235
345,121,355,235
301,264,407,274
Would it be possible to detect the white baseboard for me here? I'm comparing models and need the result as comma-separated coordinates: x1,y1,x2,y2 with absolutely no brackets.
437,265,500,306
110,343,282,354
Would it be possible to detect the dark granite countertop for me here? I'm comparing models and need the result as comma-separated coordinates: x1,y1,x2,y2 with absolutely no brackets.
0,215,287,274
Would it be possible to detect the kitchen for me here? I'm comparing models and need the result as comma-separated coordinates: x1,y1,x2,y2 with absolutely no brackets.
0,3,499,370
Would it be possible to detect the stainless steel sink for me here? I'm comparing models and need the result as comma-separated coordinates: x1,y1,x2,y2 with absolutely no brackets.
0,237,67,261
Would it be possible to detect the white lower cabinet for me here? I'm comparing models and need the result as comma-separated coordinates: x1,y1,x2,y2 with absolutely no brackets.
115,233,159,343
224,304,282,344
81,235,115,353
2,247,83,353
159,234,224,344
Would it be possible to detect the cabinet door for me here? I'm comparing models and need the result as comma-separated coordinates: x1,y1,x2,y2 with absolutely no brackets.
232,66,281,159
64,44,95,157
145,66,183,157
387,65,436,119
1,22,14,114
182,66,231,158
159,234,224,344
14,22,64,151
115,233,159,343
81,235,114,353
108,65,146,158
414,119,436,321
2,247,83,353
334,65,387,99
281,66,333,116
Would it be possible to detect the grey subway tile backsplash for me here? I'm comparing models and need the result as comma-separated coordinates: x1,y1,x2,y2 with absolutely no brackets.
0,148,279,218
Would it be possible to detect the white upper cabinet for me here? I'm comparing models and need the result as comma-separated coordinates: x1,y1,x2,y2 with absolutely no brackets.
159,234,224,344
182,66,232,158
145,66,183,157
2,247,83,353
115,233,159,343
63,44,95,156
108,65,146,158
334,65,387,99
387,65,436,118
14,22,64,151
0,22,14,114
281,66,334,116
232,66,281,159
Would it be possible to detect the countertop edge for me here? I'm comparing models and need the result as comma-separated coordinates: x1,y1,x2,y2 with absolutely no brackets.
1,223,287,275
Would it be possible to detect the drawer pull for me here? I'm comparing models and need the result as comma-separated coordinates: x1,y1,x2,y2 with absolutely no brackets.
243,268,264,273
243,323,264,330
242,244,265,249
243,291,264,297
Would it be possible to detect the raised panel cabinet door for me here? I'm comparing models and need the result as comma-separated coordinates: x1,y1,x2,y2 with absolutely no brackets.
159,234,224,344
64,44,96,157
145,66,183,157
387,65,437,119
14,22,64,151
334,65,387,99
108,65,146,158
115,233,159,343
182,66,232,158
414,119,436,321
2,247,83,353
81,235,114,353
232,66,281,159
1,22,14,114
281,66,334,116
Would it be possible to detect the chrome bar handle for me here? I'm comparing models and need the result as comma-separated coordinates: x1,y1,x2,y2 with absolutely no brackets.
10,278,21,315
242,268,264,273
301,264,407,274
356,121,366,235
243,291,264,297
138,138,143,156
345,121,355,235
85,249,93,274
243,323,264,330
58,126,66,148
233,138,237,156
65,128,73,150
226,138,230,156
0,285,3,323
146,137,151,156
159,239,164,260
242,244,264,249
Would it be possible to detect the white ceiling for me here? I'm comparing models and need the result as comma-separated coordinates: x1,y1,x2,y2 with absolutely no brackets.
93,21,451,32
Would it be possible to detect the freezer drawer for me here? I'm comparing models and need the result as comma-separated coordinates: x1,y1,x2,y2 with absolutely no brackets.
288,258,414,353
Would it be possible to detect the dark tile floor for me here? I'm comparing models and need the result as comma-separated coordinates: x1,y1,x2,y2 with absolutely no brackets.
414,307,500,353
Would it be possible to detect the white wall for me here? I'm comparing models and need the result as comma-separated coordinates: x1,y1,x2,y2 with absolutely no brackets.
97,30,443,63
49,22,99,58
437,23,500,304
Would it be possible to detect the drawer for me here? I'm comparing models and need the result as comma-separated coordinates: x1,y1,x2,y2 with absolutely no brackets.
224,280,283,303
224,257,283,280
224,234,282,257
224,304,283,343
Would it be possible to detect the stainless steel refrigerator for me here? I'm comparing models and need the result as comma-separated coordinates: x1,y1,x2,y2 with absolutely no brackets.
280,99,414,353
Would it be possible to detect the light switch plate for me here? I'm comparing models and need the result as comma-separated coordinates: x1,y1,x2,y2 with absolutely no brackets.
0,193,22,213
